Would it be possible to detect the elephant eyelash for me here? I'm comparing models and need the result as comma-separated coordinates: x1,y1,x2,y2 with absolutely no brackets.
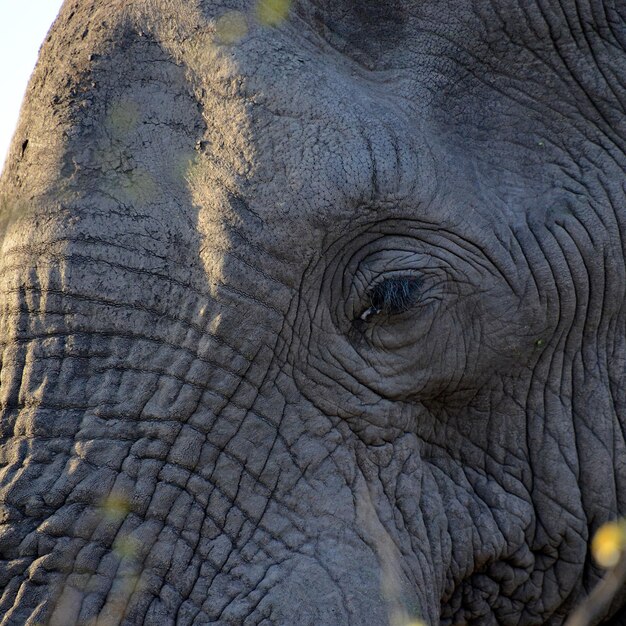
359,275,423,321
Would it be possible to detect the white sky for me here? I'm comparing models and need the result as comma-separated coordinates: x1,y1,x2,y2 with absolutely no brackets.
0,0,65,174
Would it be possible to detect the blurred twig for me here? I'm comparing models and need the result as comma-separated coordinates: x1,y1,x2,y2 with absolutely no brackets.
565,551,626,626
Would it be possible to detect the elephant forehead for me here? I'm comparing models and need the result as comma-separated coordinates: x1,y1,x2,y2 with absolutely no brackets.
176,44,432,257
183,0,623,254
195,66,436,237
179,8,485,249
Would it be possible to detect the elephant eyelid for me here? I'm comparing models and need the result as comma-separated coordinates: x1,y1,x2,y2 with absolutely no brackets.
361,275,423,320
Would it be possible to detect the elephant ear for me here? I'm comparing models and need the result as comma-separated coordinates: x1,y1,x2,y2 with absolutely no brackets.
0,0,217,404
0,3,212,619
0,0,213,299
1,0,203,218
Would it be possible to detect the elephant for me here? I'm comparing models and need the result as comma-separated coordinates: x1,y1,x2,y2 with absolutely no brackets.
0,0,625,623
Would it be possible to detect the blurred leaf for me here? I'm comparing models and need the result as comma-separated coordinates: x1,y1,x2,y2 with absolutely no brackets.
215,11,248,44
592,520,626,569
256,0,291,26
114,535,140,561
107,101,139,137
100,492,130,523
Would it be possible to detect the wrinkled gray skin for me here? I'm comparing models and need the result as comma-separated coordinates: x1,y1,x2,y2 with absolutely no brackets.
0,0,625,624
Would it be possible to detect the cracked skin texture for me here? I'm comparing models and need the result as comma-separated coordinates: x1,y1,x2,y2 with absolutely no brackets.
0,0,625,624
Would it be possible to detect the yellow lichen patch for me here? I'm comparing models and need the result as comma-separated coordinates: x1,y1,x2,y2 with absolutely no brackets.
100,492,130,523
215,11,248,44
592,520,626,568
256,0,291,26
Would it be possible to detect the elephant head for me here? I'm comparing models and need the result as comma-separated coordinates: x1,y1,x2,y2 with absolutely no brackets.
1,0,625,624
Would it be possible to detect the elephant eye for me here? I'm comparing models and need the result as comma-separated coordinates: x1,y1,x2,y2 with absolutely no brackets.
359,275,422,321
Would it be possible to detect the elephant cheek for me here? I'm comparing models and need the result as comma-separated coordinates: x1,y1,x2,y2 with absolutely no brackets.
254,558,409,625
